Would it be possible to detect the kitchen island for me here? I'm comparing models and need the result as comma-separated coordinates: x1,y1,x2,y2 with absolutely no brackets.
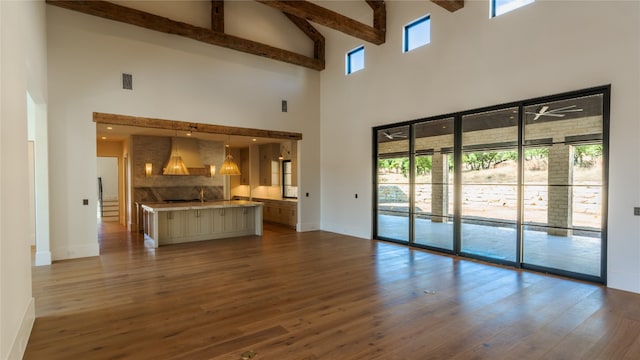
141,200,263,247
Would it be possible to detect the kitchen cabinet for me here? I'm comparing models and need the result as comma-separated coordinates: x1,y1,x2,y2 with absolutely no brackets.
142,201,263,247
239,147,250,185
212,207,255,233
261,199,296,228
158,211,187,240
259,143,280,186
186,208,213,237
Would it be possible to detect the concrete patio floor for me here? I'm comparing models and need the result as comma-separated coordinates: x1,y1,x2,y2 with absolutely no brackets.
377,214,602,277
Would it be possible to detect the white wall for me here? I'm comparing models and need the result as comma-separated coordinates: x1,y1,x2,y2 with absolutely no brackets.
46,2,321,260
0,0,47,358
97,157,119,202
319,0,640,293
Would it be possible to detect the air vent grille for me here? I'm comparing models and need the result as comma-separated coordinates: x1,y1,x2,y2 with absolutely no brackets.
122,73,133,90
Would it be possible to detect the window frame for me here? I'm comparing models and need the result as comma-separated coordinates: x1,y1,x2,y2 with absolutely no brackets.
491,0,534,18
403,14,431,53
282,160,297,199
373,85,610,285
346,45,365,75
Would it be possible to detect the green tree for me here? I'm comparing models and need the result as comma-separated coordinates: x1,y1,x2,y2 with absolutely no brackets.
463,151,516,170
574,144,602,167
415,156,432,175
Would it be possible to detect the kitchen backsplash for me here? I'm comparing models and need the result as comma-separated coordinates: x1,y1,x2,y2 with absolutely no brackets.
134,186,224,203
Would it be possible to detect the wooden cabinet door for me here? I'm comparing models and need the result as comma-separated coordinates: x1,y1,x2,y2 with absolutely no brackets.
240,148,250,185
186,209,212,237
233,207,254,232
158,211,186,240
287,206,297,227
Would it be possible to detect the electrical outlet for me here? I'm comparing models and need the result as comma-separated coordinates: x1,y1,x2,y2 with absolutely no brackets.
634,207,640,216
83,199,89,205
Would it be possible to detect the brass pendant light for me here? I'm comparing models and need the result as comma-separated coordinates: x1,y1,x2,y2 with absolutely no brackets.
163,137,190,175
219,136,241,176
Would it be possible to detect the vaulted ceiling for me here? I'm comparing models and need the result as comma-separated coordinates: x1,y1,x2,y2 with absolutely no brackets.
46,0,464,71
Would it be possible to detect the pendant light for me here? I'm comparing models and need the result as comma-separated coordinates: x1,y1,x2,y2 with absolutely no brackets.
163,137,190,175
219,136,241,176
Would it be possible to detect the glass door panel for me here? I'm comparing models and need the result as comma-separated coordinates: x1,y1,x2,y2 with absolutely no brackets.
522,94,604,277
461,108,518,263
413,118,454,250
376,126,410,242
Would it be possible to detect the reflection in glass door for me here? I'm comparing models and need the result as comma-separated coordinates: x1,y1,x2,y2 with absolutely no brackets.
376,126,410,242
413,118,454,250
522,94,604,278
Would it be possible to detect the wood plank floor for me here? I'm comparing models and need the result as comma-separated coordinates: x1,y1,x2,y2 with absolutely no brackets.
25,222,640,359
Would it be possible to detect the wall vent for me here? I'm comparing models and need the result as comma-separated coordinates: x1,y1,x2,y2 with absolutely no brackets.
282,100,287,112
122,73,133,90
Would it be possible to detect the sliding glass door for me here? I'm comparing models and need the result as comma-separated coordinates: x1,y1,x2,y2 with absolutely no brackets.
373,86,609,283
460,108,519,263
522,94,605,278
413,118,454,251
376,125,410,242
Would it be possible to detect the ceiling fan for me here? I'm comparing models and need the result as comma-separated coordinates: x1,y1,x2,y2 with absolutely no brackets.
526,105,583,121
382,131,407,140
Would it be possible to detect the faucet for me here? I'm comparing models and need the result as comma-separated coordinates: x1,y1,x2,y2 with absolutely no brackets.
199,188,205,203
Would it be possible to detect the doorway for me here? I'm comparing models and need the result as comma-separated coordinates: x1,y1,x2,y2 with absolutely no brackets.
97,157,120,222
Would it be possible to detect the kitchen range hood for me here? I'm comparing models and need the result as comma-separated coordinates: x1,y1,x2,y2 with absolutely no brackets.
163,137,205,175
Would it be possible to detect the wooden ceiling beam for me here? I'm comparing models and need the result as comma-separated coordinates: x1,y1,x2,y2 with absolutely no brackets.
283,13,325,62
431,0,464,12
94,112,303,141
211,0,224,32
256,0,385,45
46,0,324,70
366,1,386,35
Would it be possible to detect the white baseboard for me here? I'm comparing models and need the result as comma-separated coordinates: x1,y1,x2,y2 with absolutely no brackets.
52,243,99,261
34,250,52,266
7,297,35,360
320,223,370,240
297,222,320,232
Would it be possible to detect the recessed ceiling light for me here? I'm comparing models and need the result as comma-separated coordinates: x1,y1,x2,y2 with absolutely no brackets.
101,136,107,140
106,126,113,130
186,132,192,136
252,139,257,142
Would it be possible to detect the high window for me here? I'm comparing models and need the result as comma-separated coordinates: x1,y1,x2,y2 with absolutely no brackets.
491,0,534,18
403,15,431,53
346,45,365,75
374,86,609,284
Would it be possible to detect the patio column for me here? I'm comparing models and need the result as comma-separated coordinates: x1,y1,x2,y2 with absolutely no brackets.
547,142,573,236
431,151,448,222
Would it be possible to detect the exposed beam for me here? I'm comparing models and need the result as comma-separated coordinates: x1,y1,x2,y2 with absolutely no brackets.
283,13,325,62
94,113,303,141
211,0,224,32
431,0,464,12
257,0,385,45
365,1,386,35
46,0,324,70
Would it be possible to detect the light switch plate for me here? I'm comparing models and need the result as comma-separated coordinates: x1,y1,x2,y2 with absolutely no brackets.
634,207,640,216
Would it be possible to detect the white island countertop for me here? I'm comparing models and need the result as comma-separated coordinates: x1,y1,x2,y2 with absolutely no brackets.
141,200,263,212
